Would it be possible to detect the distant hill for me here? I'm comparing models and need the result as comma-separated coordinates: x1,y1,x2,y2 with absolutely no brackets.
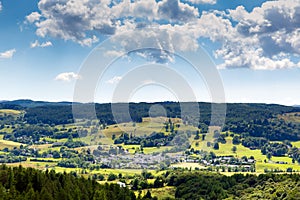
0,99,78,108
1,99,300,141
6,100,298,126
2,100,300,126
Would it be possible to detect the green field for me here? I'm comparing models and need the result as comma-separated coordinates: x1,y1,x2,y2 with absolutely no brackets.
102,118,197,144
0,109,22,116
171,162,207,170
7,160,54,170
89,168,154,176
103,121,165,138
143,146,171,154
0,126,14,133
0,139,22,150
279,112,300,123
292,141,300,148
191,135,300,173
137,186,176,200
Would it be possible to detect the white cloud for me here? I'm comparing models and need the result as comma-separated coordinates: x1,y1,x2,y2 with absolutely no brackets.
78,35,99,47
111,0,158,21
55,72,81,82
197,0,300,69
106,76,122,84
186,0,217,5
30,40,52,48
31,0,115,47
27,0,300,69
157,0,199,22
26,12,41,23
111,23,200,63
26,0,199,49
0,49,16,59
104,50,125,58
0,1,2,12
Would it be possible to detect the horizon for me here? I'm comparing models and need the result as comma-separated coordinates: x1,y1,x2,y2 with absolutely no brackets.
1,0,300,106
1,98,298,107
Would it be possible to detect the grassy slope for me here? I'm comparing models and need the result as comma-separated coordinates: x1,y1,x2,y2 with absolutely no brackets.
102,118,197,139
0,138,22,150
0,109,22,115
292,141,300,148
278,112,300,123
136,186,176,200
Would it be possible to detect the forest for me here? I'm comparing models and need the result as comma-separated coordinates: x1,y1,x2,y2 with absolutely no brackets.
167,170,300,199
0,164,137,200
1,164,300,200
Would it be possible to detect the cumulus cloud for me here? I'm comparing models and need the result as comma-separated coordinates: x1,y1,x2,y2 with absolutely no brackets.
0,49,16,59
29,0,116,47
0,1,2,12
55,72,81,82
157,0,199,22
78,35,99,47
111,0,158,21
198,0,300,69
30,40,52,48
26,0,199,50
26,12,41,23
27,0,300,69
106,76,122,84
104,50,125,58
111,23,200,63
186,0,217,5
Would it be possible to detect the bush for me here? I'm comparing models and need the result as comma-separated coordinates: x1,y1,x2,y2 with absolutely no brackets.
108,173,117,181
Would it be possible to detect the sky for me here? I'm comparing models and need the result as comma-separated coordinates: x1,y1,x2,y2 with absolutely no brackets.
0,0,300,105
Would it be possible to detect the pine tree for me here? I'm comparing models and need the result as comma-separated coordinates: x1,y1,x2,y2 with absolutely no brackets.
24,186,36,200
40,187,54,200
143,190,152,199
0,183,6,200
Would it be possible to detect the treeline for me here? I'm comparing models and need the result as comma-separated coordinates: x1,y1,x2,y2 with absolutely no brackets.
114,132,175,147
0,103,23,110
0,165,137,200
6,101,300,143
0,155,26,164
22,102,300,126
21,102,214,126
224,118,300,141
165,171,300,199
24,105,74,125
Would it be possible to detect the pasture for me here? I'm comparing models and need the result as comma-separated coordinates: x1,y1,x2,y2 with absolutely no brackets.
278,112,300,123
136,186,176,200
171,162,206,170
0,139,22,150
0,109,22,116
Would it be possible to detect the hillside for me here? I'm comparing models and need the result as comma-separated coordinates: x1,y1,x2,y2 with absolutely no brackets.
0,100,300,190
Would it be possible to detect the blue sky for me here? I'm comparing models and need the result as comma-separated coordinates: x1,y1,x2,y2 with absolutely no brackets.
0,0,300,105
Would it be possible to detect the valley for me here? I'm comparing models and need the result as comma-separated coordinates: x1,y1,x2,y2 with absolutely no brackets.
1,101,300,199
